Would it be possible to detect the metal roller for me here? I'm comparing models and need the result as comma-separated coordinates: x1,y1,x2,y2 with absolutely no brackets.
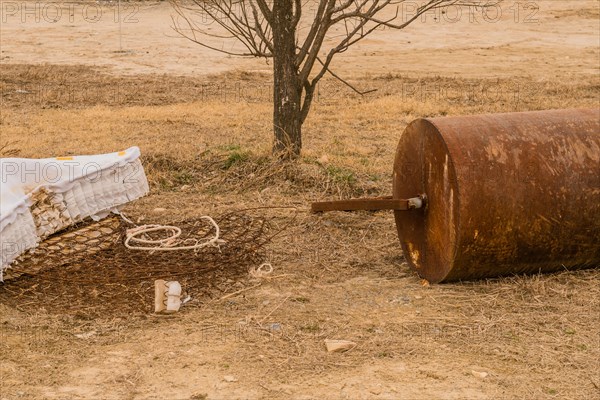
312,108,600,283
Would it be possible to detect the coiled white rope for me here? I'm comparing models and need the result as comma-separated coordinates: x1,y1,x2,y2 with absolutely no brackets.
249,263,273,278
124,215,224,251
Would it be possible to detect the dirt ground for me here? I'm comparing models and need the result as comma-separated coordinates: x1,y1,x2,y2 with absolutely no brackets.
1,1,599,399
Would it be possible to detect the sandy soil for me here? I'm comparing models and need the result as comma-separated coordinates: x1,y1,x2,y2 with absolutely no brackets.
1,1,598,78
1,1,599,400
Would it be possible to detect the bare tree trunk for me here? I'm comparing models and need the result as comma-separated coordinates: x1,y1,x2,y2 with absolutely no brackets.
272,0,302,158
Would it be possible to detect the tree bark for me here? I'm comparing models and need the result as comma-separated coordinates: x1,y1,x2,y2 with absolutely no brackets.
272,0,302,158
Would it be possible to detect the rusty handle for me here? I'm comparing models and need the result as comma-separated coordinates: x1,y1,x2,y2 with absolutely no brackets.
311,195,426,213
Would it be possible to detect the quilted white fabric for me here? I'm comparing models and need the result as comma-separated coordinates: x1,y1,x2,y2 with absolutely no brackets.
0,147,149,280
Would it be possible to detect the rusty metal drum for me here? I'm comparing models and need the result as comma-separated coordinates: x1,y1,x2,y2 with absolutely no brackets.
393,108,600,283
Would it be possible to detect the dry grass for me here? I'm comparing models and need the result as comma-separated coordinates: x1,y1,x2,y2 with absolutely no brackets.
2,63,598,196
1,64,599,399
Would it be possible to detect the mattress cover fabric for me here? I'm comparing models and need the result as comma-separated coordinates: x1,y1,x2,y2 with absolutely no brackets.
0,147,149,279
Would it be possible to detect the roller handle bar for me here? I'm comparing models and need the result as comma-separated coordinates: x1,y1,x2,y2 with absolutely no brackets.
311,195,426,213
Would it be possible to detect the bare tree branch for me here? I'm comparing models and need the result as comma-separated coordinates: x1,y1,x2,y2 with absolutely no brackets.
255,0,274,24
316,56,377,96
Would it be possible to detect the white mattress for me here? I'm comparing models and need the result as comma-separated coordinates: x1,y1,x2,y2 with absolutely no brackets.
0,147,149,280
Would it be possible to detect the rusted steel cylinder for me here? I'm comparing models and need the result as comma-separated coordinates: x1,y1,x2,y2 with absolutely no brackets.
393,108,600,283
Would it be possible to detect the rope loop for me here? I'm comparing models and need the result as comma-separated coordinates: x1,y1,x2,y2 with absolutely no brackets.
123,216,223,251
249,262,273,278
